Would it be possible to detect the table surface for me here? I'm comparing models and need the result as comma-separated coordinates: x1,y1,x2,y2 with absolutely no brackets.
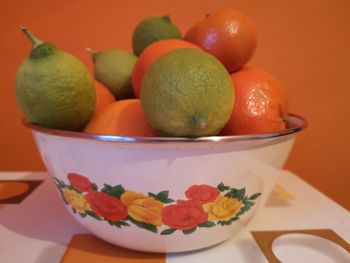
1,170,349,263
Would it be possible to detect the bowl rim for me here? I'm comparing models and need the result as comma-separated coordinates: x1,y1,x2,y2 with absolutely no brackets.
23,113,307,144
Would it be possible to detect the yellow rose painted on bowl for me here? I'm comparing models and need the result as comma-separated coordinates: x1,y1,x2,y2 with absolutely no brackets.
121,190,164,226
63,188,91,213
203,195,242,221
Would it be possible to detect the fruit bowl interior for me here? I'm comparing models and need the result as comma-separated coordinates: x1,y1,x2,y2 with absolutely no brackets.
24,114,306,253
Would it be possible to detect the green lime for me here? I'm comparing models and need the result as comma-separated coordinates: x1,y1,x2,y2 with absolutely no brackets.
15,27,95,131
132,15,182,56
90,48,137,100
141,48,234,137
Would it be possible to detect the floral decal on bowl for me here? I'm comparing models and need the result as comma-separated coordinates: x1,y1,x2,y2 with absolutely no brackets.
54,173,261,235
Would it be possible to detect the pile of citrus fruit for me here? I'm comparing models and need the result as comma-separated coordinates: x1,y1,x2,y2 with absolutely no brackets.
15,8,288,137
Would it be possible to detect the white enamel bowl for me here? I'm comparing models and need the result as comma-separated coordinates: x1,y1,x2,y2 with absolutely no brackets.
25,114,306,253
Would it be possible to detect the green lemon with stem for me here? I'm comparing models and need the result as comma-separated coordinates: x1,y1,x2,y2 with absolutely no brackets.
141,48,234,137
15,27,95,131
88,48,137,100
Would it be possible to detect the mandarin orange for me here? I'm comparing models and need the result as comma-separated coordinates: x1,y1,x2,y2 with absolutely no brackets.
94,81,115,114
84,99,155,137
220,66,288,135
185,9,257,73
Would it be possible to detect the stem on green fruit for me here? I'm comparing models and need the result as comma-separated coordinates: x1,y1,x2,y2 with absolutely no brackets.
20,26,44,50
162,15,171,23
86,47,95,57
86,47,97,62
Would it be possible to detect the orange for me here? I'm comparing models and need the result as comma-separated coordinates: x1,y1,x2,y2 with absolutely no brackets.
185,9,257,73
84,99,155,137
131,39,199,98
94,81,115,114
220,66,288,135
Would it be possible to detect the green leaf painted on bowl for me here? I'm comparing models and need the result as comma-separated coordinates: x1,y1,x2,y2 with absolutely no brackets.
128,216,158,233
198,221,216,228
91,183,98,191
108,220,130,228
149,191,175,203
235,188,246,200
79,212,87,218
160,228,177,235
102,184,125,198
86,210,103,221
224,187,246,200
54,177,65,188
217,182,230,192
217,216,239,226
224,188,237,198
118,220,130,227
248,193,261,200
183,227,197,235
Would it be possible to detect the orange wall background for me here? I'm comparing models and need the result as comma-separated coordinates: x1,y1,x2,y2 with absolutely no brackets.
1,0,349,210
